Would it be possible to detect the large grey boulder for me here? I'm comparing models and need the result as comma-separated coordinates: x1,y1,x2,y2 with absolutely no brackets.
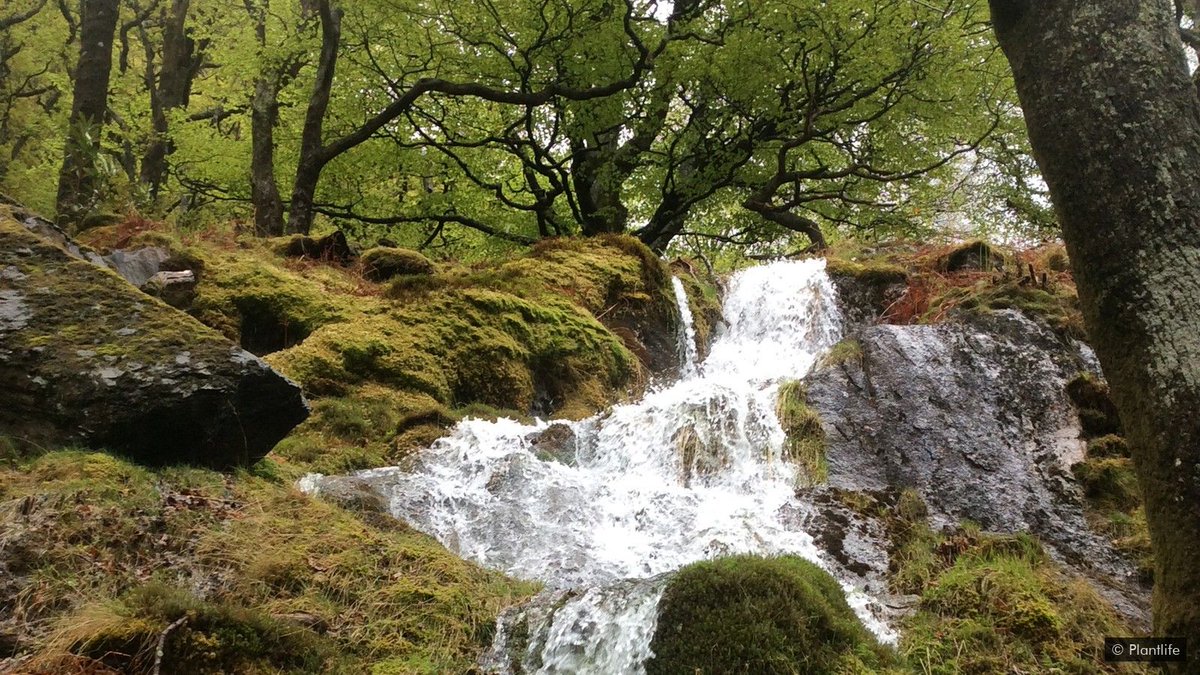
804,309,1147,618
0,218,308,468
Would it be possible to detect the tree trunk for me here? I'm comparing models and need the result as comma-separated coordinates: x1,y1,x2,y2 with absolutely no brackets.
284,0,340,236
249,76,285,236
991,0,1200,651
570,132,630,236
55,0,120,226
140,0,198,199
245,0,284,237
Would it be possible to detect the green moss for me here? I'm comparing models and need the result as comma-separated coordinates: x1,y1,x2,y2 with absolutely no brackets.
927,281,1085,338
646,555,894,675
361,247,435,282
937,240,1005,273
1086,434,1129,458
189,249,355,355
825,257,908,285
1074,458,1140,510
3,450,538,672
54,582,345,673
1071,453,1152,579
777,381,828,486
820,338,863,368
1066,373,1123,437
271,287,634,418
889,507,1146,674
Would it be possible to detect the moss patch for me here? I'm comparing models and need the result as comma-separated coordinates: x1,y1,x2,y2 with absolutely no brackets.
830,240,1086,337
0,450,537,672
777,381,828,486
646,555,894,675
1066,372,1123,438
189,248,357,355
361,247,435,282
819,338,863,369
825,257,909,285
887,496,1147,674
936,240,1005,273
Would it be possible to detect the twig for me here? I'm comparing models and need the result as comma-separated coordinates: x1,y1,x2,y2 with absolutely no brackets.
153,615,188,675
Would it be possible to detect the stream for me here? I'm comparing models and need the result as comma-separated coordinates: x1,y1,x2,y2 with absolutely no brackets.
301,259,894,673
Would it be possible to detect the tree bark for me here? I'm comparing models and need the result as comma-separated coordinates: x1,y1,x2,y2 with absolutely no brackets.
284,0,340,236
991,0,1200,652
140,0,200,199
245,0,285,236
55,0,120,226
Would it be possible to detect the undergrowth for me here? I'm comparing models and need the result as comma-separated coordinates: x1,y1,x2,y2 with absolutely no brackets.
0,450,538,673
826,240,1084,337
888,491,1147,674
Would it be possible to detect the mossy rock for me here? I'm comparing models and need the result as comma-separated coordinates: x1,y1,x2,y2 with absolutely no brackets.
1073,457,1141,511
777,381,828,485
190,250,353,355
1066,373,1122,437
938,240,1005,273
1086,434,1129,458
646,555,892,675
272,230,354,263
0,219,308,468
361,247,435,282
825,257,909,285
819,338,863,369
269,288,633,418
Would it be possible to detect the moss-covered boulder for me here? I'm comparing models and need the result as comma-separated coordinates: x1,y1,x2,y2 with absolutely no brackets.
190,250,351,355
361,246,435,281
938,240,1005,272
272,230,354,263
646,555,892,675
0,219,308,467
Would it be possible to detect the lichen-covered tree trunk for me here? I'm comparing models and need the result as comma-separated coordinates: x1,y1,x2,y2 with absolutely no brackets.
140,0,200,199
54,0,120,226
990,0,1200,651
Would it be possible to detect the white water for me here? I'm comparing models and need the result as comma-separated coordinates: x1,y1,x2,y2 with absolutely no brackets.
670,277,699,377
302,259,894,673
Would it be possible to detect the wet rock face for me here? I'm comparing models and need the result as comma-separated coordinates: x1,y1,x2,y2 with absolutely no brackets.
804,310,1145,608
827,271,906,333
0,220,308,468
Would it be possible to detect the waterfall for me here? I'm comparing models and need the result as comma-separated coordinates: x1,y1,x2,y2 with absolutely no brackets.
302,258,894,673
670,277,699,377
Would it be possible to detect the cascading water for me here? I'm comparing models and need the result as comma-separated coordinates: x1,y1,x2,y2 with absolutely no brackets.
302,259,894,673
670,277,699,377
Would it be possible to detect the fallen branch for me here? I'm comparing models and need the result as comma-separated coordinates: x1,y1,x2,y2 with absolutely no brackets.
153,615,188,675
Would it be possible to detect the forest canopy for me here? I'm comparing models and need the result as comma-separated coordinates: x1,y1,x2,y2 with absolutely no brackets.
2,0,1048,256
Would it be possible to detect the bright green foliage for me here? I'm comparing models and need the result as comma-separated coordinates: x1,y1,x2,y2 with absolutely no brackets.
776,381,828,486
645,555,895,675
0,0,1034,254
